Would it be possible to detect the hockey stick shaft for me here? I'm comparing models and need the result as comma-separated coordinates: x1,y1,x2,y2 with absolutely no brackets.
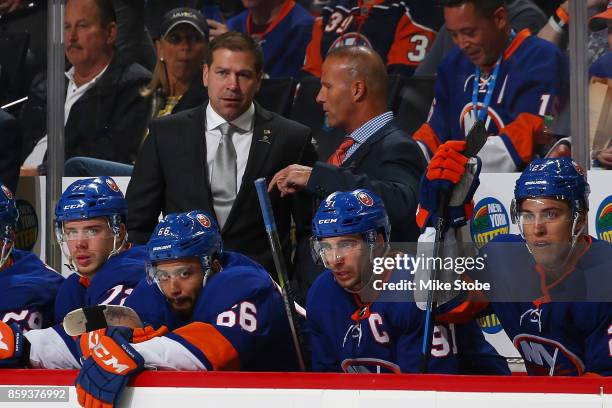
420,120,487,373
254,178,306,371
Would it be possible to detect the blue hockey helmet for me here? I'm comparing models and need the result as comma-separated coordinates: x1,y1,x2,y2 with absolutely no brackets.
147,210,223,286
54,177,127,234
0,183,18,268
511,157,590,223
313,189,390,244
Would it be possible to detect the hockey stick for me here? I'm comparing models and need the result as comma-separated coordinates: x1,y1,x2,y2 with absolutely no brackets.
63,305,143,336
420,120,487,373
254,178,306,372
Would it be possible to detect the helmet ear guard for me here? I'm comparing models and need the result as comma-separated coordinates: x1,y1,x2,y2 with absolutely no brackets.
0,183,18,268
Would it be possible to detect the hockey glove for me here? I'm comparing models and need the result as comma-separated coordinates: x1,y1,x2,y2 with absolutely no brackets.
76,327,144,408
0,321,29,367
417,141,481,230
78,326,168,362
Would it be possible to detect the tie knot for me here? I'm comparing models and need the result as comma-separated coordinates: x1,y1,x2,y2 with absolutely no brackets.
218,122,234,137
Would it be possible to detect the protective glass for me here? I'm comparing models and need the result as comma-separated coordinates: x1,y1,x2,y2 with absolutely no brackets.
311,236,365,268
516,208,571,225
146,257,208,286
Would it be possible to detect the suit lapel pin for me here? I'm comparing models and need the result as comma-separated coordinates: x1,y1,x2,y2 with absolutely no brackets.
258,129,272,144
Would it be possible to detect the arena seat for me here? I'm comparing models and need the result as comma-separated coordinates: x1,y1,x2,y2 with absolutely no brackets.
0,32,30,105
395,75,437,136
255,77,296,117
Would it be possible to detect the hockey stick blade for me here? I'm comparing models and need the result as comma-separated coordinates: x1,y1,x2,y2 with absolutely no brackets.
63,305,143,336
463,120,487,158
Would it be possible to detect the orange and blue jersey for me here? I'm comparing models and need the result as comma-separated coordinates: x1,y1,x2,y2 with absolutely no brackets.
414,30,569,171
0,249,63,332
125,251,298,371
52,245,147,360
227,1,314,78
302,0,443,77
306,268,509,374
455,234,612,376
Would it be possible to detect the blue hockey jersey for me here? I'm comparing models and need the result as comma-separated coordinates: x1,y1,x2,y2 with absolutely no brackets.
227,0,314,78
303,0,443,77
125,251,298,371
414,30,569,171
306,268,508,374
54,245,147,322
471,234,612,376
0,249,63,332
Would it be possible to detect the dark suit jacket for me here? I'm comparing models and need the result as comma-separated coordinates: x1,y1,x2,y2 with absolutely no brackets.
126,103,316,276
0,109,21,193
306,118,426,243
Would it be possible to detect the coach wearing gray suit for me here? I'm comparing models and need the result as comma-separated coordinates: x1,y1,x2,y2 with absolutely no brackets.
126,32,316,276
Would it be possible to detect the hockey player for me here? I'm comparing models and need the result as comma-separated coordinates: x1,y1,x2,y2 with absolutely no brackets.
413,0,569,172
302,0,443,77
0,182,63,365
0,177,147,368
418,151,612,375
74,210,297,408
307,188,508,373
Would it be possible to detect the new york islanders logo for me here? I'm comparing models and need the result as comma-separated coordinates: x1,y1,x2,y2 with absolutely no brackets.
1,185,13,200
356,191,373,206
470,197,510,248
595,195,612,243
329,32,372,52
105,178,120,192
197,213,211,228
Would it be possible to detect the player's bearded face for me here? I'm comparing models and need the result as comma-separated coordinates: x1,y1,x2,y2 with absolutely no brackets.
156,258,204,317
520,198,581,271
63,217,118,278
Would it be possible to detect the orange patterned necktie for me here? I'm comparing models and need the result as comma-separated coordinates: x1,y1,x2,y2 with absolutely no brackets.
327,137,356,166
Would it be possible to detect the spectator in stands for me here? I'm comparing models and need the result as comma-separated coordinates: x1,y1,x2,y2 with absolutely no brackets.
206,0,314,78
0,109,21,193
589,1,612,169
64,7,211,177
301,1,443,77
18,0,151,176
126,32,316,278
412,0,569,172
270,46,425,244
416,0,548,76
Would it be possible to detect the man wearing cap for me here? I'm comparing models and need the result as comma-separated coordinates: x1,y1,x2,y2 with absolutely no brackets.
18,0,151,176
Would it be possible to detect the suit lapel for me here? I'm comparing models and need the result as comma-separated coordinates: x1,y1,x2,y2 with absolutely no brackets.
222,103,274,231
341,122,393,168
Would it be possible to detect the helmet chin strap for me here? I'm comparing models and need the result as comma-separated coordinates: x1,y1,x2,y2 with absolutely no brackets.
0,238,14,269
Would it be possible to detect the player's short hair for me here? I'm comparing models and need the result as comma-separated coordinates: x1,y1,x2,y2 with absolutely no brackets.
325,45,388,100
440,0,504,19
205,31,263,74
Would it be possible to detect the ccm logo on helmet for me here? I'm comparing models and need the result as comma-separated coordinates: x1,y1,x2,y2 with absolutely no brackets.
1,185,13,199
318,218,337,224
63,203,85,210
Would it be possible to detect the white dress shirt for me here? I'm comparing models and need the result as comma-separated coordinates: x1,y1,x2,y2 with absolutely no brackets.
205,103,255,192
23,64,109,167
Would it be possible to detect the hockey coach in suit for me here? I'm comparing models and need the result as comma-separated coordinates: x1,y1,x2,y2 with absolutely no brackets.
270,45,426,244
127,32,316,277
